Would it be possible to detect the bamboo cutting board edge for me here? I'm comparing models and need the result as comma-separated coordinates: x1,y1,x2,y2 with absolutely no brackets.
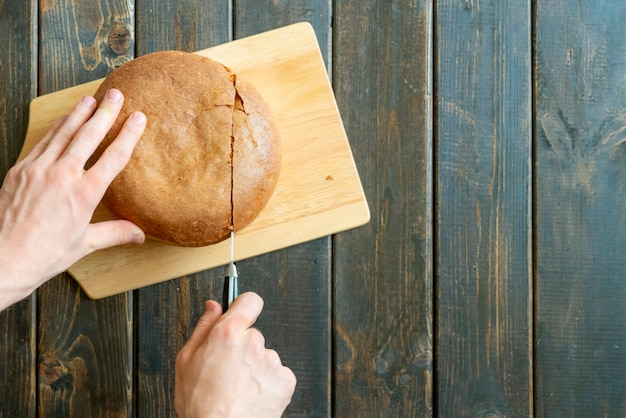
20,22,370,298
76,200,370,299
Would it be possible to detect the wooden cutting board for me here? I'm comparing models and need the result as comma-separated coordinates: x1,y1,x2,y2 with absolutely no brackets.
18,22,370,299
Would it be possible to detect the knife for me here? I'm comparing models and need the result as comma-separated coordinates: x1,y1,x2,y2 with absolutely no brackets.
222,230,238,312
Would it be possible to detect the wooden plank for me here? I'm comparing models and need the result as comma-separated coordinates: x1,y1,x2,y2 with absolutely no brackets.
133,1,231,415
535,2,626,416
332,1,434,416
135,0,231,55
0,0,37,416
0,0,36,168
233,2,333,417
435,0,533,416
36,1,135,416
234,0,331,67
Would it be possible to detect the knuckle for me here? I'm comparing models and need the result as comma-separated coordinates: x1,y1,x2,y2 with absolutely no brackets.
111,227,129,247
175,348,189,368
53,129,73,146
21,161,66,188
102,143,130,170
212,320,238,342
249,328,266,347
283,366,297,391
265,348,282,366
27,162,44,175
76,124,103,148
5,163,24,182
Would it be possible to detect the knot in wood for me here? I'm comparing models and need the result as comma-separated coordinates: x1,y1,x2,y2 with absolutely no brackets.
38,357,73,391
108,24,132,55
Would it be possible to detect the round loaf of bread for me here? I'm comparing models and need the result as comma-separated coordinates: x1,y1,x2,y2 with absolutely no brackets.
91,50,281,246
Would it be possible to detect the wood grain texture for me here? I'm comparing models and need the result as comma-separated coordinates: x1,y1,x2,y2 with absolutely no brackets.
436,0,533,416
535,1,626,416
234,2,333,417
0,0,36,416
234,0,331,68
134,0,231,55
333,1,434,416
133,1,230,415
37,0,135,416
38,280,134,418
38,0,134,92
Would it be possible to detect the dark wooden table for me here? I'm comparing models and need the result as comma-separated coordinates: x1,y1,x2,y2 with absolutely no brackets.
2,0,626,417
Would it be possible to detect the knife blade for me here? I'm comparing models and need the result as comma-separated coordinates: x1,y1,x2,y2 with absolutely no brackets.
222,230,238,312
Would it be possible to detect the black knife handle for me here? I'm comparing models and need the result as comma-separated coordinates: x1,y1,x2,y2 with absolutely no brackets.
222,275,239,312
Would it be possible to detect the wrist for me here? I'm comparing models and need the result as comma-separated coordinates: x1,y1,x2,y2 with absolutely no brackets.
0,245,38,312
0,273,37,312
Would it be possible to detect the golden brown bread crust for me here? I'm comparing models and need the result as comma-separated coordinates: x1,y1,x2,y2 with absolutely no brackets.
91,51,281,246
233,77,281,230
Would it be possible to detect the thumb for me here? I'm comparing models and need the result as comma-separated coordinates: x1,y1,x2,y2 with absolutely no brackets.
84,219,145,253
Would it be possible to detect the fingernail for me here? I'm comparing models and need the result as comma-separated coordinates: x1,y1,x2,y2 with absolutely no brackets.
239,292,261,305
205,300,218,313
80,95,96,106
106,89,123,102
132,227,145,244
131,111,146,125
